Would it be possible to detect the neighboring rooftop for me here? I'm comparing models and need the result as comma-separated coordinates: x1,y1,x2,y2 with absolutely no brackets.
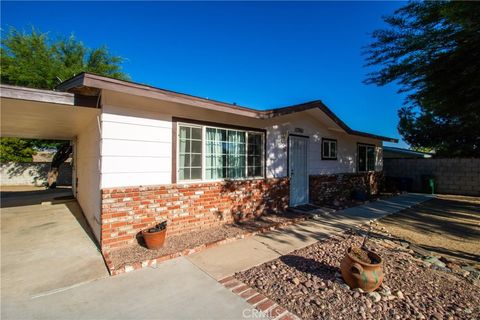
383,146,433,159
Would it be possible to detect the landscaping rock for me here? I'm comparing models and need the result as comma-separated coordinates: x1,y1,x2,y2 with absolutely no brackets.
365,299,372,309
235,233,480,320
368,292,381,303
399,241,410,248
394,290,404,299
424,256,446,268
340,283,350,290
462,266,480,280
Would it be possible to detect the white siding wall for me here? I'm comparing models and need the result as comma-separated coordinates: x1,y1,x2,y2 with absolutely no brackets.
75,115,101,241
100,92,383,188
101,105,172,188
265,112,383,178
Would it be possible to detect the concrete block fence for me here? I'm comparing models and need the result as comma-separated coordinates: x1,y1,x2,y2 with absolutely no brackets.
383,158,479,196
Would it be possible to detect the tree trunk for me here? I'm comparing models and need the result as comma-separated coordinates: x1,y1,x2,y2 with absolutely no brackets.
47,143,72,189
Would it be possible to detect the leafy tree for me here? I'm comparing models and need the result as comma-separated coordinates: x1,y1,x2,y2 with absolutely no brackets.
1,26,129,89
0,138,65,162
0,27,129,186
410,146,434,154
364,1,480,156
0,138,36,162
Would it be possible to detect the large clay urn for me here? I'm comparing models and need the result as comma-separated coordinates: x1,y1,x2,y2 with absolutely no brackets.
340,246,384,292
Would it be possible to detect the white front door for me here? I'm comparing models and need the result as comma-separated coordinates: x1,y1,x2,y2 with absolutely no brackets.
289,135,309,207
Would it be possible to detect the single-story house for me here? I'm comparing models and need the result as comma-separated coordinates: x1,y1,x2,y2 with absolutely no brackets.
0,73,397,251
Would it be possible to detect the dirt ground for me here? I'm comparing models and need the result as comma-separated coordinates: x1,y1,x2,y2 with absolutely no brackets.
376,195,480,264
108,212,307,269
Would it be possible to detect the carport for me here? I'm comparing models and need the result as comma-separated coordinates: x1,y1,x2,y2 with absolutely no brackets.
0,84,108,308
1,84,102,240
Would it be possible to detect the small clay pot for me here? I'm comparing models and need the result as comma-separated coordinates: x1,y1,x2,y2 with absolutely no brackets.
340,246,383,292
142,228,166,250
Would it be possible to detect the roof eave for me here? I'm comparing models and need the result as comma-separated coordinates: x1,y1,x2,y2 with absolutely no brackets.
55,72,399,143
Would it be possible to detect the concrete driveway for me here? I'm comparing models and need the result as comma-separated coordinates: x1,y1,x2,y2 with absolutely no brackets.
1,190,109,317
1,190,258,320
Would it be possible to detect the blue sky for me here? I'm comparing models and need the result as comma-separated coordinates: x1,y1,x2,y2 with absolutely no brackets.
2,1,407,147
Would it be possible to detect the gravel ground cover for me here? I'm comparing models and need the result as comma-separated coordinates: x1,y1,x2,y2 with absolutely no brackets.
108,212,306,269
235,231,480,320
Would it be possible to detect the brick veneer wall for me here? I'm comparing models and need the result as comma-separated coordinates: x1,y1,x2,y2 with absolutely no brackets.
309,172,383,205
101,178,289,250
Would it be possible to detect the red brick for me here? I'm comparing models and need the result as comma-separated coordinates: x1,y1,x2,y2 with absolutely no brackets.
100,179,289,251
279,314,296,320
270,306,287,318
247,294,266,305
232,284,249,294
256,299,275,312
240,288,257,299
223,280,242,289
219,276,235,284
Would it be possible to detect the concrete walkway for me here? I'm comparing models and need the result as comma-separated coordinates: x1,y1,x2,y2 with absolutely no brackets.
4,257,259,320
187,193,432,280
2,193,430,319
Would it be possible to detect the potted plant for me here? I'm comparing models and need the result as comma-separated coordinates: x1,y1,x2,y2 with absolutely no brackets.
341,226,384,292
142,221,167,250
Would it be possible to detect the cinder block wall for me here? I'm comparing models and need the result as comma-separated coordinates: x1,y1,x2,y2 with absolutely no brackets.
0,162,72,186
383,158,479,196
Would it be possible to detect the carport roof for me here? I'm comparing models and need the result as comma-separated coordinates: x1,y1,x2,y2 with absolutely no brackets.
56,72,398,142
0,84,100,140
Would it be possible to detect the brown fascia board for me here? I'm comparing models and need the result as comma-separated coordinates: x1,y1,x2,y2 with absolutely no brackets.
263,101,398,143
56,72,261,118
55,72,398,143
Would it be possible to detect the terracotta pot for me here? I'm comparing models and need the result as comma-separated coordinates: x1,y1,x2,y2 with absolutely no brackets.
142,228,166,250
340,246,383,292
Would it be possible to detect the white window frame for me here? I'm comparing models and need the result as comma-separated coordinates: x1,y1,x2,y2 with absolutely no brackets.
357,143,376,172
177,124,204,183
176,122,265,183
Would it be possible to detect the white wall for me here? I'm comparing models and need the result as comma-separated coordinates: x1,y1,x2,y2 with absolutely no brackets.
100,91,383,188
0,162,72,186
75,115,102,241
265,111,383,178
101,104,172,188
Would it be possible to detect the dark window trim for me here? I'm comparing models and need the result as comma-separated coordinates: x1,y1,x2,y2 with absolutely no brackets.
172,117,267,183
321,138,338,160
173,117,265,133
357,142,376,173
